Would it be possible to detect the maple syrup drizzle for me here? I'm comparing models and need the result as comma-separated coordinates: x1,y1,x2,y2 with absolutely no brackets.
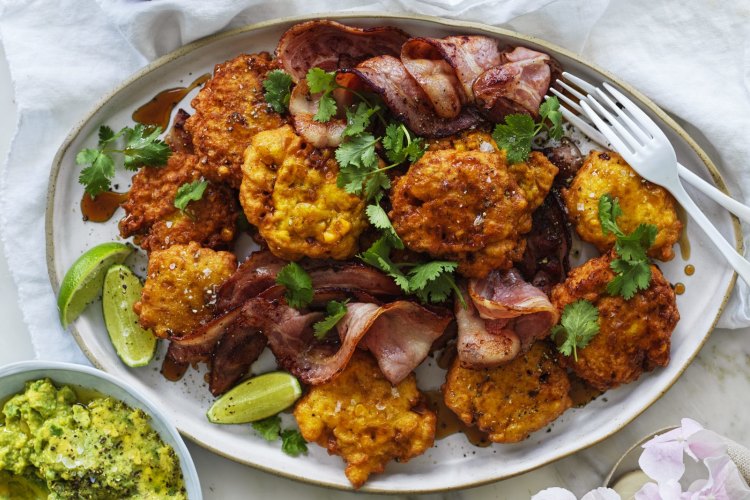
684,264,695,276
161,356,189,382
674,283,686,295
424,390,491,447
132,73,210,130
677,206,691,260
80,191,128,222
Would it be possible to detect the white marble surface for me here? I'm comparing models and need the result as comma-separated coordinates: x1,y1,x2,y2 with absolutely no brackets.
1,40,750,500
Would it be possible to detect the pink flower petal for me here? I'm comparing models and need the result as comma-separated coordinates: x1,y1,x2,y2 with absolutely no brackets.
531,487,578,500
635,482,662,500
639,440,686,483
581,487,621,500
686,429,727,461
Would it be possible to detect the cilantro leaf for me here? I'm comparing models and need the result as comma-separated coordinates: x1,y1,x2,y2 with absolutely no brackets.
407,261,457,291
358,238,461,305
77,124,171,196
281,429,308,457
314,94,337,122
407,261,462,305
540,96,563,141
263,69,293,113
343,102,379,138
616,224,657,262
174,179,208,211
551,300,600,361
358,237,410,292
382,123,426,165
78,151,115,196
305,68,339,122
276,262,313,309
335,134,379,171
366,203,403,249
98,125,115,146
306,67,336,94
597,194,658,299
122,124,171,170
251,415,281,441
598,193,624,237
313,300,349,339
492,114,537,164
363,171,391,202
607,259,652,300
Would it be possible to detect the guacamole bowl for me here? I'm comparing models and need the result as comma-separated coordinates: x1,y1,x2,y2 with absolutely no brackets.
0,360,202,499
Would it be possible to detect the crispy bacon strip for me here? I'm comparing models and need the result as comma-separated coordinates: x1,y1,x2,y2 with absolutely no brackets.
400,36,502,118
217,251,402,313
209,326,267,396
473,47,558,122
276,20,410,82
241,299,449,386
456,269,559,368
344,55,483,137
455,287,520,369
341,302,452,384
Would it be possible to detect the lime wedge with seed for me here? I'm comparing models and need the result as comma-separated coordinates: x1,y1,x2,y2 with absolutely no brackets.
102,264,156,367
57,242,134,327
207,372,302,424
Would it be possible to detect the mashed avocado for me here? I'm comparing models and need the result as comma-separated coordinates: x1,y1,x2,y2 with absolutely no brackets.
0,378,186,499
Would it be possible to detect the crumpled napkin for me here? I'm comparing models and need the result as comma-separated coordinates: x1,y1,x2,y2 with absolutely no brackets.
0,0,748,362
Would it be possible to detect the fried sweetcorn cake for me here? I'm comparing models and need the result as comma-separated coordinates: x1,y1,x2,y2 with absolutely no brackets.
443,342,572,443
135,242,237,338
551,251,680,391
119,151,240,253
240,125,367,261
185,52,288,188
390,131,558,278
294,352,436,488
562,151,681,261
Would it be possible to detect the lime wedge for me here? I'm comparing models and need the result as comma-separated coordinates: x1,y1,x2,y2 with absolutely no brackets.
207,372,302,424
102,264,157,367
57,242,134,327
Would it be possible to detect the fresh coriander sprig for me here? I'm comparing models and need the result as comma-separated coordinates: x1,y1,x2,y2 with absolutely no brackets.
263,69,294,113
281,429,308,457
491,96,563,164
312,300,349,339
551,299,600,361
358,237,464,306
306,68,339,122
275,262,313,309
598,194,658,299
174,179,208,212
365,201,404,249
251,416,308,457
251,415,282,441
77,124,171,196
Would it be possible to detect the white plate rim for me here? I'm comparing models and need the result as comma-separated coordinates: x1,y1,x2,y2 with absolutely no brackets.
44,12,743,493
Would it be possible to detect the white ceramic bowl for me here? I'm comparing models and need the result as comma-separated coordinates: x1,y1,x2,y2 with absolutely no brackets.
0,361,202,499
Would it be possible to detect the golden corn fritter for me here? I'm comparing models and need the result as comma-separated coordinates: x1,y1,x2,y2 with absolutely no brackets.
119,151,240,253
294,352,436,489
562,150,682,261
135,242,237,338
240,125,367,260
443,342,572,443
185,52,288,188
389,130,557,278
551,251,680,391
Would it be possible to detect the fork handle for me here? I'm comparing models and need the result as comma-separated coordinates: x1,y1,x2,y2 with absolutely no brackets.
677,163,750,224
670,184,750,285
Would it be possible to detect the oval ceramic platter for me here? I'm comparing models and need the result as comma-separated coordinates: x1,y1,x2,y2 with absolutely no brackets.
46,13,741,493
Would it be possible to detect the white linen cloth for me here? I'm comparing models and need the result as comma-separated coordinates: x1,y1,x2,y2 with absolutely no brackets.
0,0,748,362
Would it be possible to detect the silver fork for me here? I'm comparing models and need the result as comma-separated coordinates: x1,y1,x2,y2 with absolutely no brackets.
550,72,750,285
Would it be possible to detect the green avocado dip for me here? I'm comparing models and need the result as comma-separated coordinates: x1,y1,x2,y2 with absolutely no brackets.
0,378,186,499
